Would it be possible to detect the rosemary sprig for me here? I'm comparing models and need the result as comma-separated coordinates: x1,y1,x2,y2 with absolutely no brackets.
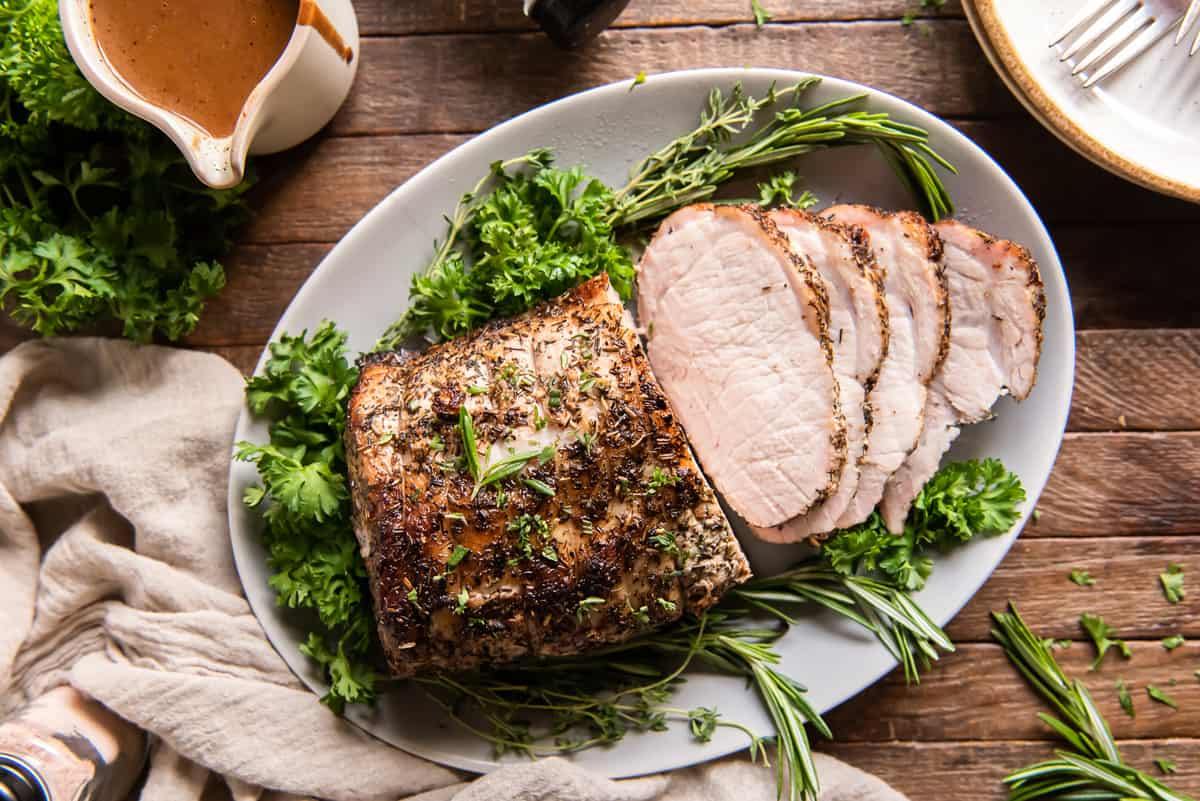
458,405,555,498
992,604,1195,801
607,80,957,226
732,565,954,684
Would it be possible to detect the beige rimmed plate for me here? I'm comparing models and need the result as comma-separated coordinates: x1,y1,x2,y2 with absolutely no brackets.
967,0,1200,203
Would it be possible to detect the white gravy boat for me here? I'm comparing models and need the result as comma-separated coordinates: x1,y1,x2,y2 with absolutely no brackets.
60,0,360,189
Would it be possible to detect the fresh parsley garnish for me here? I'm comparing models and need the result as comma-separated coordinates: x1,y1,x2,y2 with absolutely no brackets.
757,171,817,210
235,323,372,713
1161,563,1185,604
1069,569,1095,587
0,0,251,341
1079,613,1132,670
823,459,1025,591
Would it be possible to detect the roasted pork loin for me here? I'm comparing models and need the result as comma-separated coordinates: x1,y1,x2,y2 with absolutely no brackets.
346,275,750,677
636,204,846,530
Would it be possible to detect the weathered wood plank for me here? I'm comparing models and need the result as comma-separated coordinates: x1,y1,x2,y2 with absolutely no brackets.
949,537,1199,640
820,740,1200,800
1035,433,1200,537
828,641,1199,742
185,245,334,346
1071,330,1200,431
331,21,1012,136
351,0,966,35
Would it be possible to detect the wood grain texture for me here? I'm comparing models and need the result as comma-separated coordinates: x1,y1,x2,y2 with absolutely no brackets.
828,640,1199,742
352,0,966,35
1071,330,1200,431
331,21,1012,136
820,741,1200,800
948,537,1199,640
1035,433,1200,536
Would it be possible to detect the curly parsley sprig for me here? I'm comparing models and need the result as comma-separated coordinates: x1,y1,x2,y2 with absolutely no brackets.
0,0,251,340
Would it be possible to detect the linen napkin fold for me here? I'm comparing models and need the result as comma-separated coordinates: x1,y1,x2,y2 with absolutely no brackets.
0,337,909,801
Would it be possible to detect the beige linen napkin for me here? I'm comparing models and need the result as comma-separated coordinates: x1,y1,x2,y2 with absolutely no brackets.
0,338,909,801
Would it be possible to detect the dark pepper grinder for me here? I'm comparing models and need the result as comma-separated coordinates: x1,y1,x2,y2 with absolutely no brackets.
526,0,633,47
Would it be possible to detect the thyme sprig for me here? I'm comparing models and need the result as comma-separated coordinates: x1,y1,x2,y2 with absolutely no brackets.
412,565,960,801
607,80,957,226
991,605,1195,801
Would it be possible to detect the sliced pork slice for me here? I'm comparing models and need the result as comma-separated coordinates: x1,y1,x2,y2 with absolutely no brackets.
823,205,950,530
637,204,846,529
879,220,1046,532
750,210,889,543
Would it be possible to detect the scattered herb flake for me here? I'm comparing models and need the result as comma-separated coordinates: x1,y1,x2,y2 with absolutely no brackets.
656,597,678,613
649,529,682,558
1116,678,1135,718
446,545,471,571
1146,685,1179,710
1080,613,1132,670
541,543,559,563
467,384,488,395
1161,563,1185,604
576,596,605,621
1069,569,1096,587
630,71,647,91
430,434,445,452
522,477,556,496
1155,758,1177,775
454,587,470,615
1162,634,1185,651
645,466,680,495
751,0,772,28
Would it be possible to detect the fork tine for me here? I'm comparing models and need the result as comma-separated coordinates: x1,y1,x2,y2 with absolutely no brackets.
1052,0,1118,46
1175,0,1200,44
1061,0,1140,60
1072,7,1152,74
1082,17,1173,86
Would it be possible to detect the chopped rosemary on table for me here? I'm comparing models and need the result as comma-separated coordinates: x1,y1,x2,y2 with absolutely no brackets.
992,605,1195,801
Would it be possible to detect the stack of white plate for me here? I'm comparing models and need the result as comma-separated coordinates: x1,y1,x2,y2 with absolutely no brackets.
965,0,1200,202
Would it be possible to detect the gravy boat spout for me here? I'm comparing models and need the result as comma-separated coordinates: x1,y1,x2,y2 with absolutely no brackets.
59,0,359,190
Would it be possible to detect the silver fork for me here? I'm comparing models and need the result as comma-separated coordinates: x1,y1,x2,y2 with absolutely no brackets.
1176,0,1200,54
1050,0,1188,87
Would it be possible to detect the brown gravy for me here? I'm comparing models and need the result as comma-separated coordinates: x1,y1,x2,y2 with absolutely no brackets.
90,0,300,137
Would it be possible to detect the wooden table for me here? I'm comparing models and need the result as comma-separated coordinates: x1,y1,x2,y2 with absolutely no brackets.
38,1,1200,797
